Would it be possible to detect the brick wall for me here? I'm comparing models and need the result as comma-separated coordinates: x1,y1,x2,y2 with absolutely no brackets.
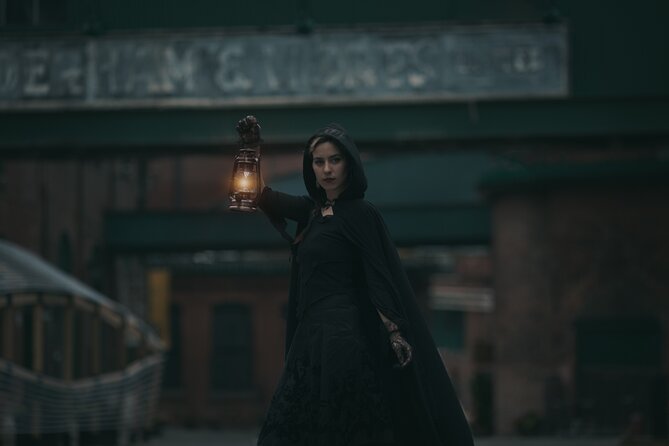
491,182,669,434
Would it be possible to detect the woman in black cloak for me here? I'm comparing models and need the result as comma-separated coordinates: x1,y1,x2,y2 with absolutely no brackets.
254,120,474,446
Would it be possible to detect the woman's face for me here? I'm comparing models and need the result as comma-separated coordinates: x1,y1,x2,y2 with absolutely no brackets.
311,141,348,199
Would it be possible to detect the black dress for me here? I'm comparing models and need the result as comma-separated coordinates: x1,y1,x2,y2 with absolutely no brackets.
257,210,395,446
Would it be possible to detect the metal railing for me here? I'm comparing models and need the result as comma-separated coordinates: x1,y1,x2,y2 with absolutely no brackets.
0,354,164,437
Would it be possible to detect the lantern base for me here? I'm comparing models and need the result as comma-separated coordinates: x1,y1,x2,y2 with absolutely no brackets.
229,199,257,212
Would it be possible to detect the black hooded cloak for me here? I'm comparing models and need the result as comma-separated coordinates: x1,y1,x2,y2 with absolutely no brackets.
257,124,474,446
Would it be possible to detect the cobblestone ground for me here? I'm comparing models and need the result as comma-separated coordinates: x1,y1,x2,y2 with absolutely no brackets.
144,428,621,446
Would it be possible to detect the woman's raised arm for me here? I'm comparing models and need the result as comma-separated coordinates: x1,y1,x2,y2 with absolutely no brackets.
257,186,313,225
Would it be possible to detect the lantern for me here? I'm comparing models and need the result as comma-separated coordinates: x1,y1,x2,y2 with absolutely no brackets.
229,115,262,212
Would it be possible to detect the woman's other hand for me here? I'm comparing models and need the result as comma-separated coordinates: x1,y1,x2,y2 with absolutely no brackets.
389,331,413,368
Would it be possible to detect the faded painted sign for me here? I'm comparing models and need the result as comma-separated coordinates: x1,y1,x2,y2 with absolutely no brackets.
0,25,568,108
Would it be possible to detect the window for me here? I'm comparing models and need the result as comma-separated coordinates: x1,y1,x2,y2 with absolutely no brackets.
73,310,92,379
162,303,182,389
431,310,465,351
1,0,66,26
42,305,65,378
100,319,121,373
210,304,253,391
15,306,33,369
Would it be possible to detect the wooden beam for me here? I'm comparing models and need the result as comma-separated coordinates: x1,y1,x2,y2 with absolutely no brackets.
1,296,13,361
118,316,127,369
63,297,74,381
147,268,171,348
91,306,101,375
32,299,44,374
12,294,37,307
32,296,44,439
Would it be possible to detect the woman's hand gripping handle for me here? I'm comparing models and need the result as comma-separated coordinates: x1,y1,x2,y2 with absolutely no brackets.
378,311,413,368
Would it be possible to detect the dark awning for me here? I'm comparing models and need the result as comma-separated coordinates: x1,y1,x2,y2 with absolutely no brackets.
105,206,490,251
106,151,496,250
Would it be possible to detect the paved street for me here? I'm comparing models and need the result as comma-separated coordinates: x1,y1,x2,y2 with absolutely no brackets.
144,428,621,446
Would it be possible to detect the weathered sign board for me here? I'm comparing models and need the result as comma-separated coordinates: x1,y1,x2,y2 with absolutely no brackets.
0,25,568,109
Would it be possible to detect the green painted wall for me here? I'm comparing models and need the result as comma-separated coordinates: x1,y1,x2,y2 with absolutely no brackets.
2,98,667,154
74,0,545,30
62,0,669,98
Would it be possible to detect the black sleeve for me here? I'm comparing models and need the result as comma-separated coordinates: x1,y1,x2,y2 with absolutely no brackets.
360,250,407,330
257,186,313,225
341,202,408,332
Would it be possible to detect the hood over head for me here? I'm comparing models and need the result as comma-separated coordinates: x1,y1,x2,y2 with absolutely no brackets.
303,123,367,205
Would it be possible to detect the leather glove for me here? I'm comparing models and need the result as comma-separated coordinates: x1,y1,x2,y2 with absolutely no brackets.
389,331,413,368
